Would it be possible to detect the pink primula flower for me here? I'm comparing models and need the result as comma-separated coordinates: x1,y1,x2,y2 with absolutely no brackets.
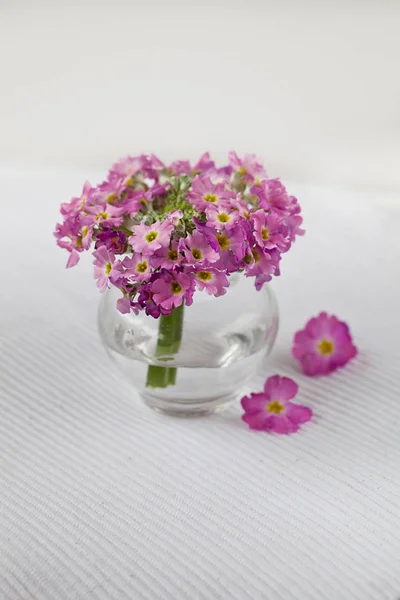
206,205,239,231
228,151,267,181
241,375,312,434
252,209,288,252
150,240,182,270
151,271,195,311
292,312,357,376
93,247,120,292
188,176,234,211
122,254,152,283
129,219,173,255
192,268,230,297
214,226,246,272
83,204,124,227
179,230,219,266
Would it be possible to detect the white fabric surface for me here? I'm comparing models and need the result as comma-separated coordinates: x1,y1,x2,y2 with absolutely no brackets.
1,170,400,599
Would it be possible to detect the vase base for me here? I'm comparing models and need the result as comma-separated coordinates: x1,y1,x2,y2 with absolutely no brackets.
140,389,238,417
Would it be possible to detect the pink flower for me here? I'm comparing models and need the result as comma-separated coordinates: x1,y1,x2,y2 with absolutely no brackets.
122,190,153,215
60,181,94,217
108,155,145,186
228,151,267,181
151,271,195,312
150,240,182,270
168,160,192,176
192,268,230,297
166,209,183,226
92,247,120,292
292,312,357,376
251,210,288,251
129,219,173,255
213,226,246,272
251,178,291,213
95,229,126,254
241,375,312,434
83,204,124,227
205,205,239,231
188,176,234,211
244,246,281,281
192,152,215,173
122,255,152,283
179,230,219,265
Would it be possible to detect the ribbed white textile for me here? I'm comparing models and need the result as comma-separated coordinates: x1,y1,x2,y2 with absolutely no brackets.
1,171,400,600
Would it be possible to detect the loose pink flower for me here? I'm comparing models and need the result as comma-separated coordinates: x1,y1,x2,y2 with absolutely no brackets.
188,176,234,211
129,219,173,255
292,312,357,376
151,271,195,312
179,230,219,265
252,209,288,252
192,268,230,297
242,375,312,434
122,255,152,283
92,247,120,293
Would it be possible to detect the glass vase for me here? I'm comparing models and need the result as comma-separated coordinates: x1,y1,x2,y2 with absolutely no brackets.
98,275,279,416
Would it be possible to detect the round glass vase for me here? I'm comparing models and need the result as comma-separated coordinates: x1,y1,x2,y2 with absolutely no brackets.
98,275,279,417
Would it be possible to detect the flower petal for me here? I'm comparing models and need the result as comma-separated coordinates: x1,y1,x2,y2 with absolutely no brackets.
242,411,269,430
264,375,298,401
241,393,267,413
285,403,313,425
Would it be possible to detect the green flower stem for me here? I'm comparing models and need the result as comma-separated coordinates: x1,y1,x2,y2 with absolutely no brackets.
146,303,185,388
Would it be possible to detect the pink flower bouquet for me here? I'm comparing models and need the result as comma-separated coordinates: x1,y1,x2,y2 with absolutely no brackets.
55,152,303,389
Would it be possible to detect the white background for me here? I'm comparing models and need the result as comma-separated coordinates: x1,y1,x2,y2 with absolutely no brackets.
1,0,399,193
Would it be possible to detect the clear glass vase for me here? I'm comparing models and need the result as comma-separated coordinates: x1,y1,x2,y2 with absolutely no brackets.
98,275,279,416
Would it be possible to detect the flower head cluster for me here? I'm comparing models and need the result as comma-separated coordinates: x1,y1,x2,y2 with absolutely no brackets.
55,152,303,317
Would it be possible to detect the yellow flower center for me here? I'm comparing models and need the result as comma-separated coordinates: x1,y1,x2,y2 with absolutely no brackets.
96,211,109,221
252,249,260,263
261,227,269,241
216,234,230,250
267,401,285,414
125,176,134,186
243,253,252,265
192,248,202,260
168,249,178,261
140,197,148,206
171,281,183,295
107,193,117,204
82,226,89,238
204,193,217,203
238,167,247,176
136,261,148,274
217,212,230,223
105,262,112,275
318,339,334,356
243,211,250,220
145,231,158,243
197,271,212,282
